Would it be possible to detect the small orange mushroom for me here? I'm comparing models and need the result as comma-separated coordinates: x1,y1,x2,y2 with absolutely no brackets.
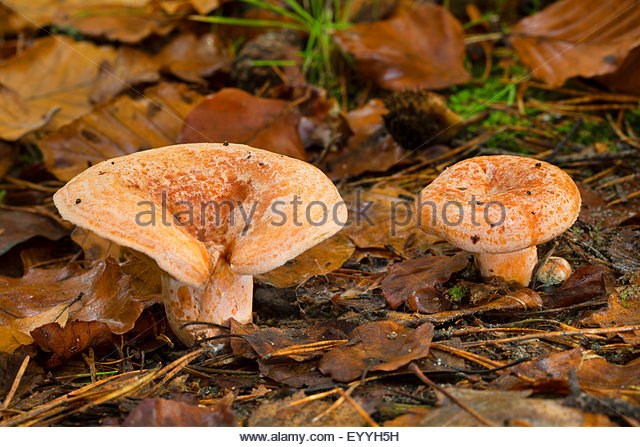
416,155,581,288
54,143,347,348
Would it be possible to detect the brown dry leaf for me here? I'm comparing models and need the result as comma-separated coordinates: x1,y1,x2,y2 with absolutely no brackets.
403,388,613,426
597,46,640,95
381,253,470,310
0,36,116,134
0,85,60,141
179,88,306,159
123,393,237,426
0,142,18,179
334,3,470,90
543,265,606,308
318,321,434,382
0,258,143,334
0,0,148,29
0,209,68,256
158,33,230,84
0,327,35,355
40,82,204,181
510,0,640,87
90,46,160,104
582,283,640,345
54,4,175,44
493,347,640,404
160,0,222,15
577,183,640,229
258,359,334,388
232,320,357,361
248,390,367,427
31,320,114,367
341,187,442,253
322,99,405,179
256,234,355,288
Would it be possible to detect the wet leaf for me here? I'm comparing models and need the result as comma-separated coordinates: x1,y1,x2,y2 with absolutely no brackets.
0,209,68,256
510,0,640,87
40,82,204,181
31,320,114,367
318,321,434,382
597,46,640,95
543,265,606,308
577,183,640,229
258,359,334,388
0,327,34,355
249,390,367,427
334,3,470,90
123,393,237,427
322,99,405,179
0,36,115,134
256,234,355,288
0,258,143,335
179,88,306,159
381,253,470,310
393,388,613,426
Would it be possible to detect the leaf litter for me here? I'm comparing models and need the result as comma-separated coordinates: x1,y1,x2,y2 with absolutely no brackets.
0,0,639,428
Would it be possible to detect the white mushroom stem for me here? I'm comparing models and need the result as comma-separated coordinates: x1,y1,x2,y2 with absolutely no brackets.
161,260,252,348
474,246,538,288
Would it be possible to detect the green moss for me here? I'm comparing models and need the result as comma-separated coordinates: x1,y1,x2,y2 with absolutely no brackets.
448,285,468,303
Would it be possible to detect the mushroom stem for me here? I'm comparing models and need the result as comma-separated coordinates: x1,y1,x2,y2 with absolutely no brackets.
474,246,538,288
161,260,252,348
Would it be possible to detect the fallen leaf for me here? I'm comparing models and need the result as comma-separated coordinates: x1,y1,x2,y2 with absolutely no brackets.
0,85,59,141
601,227,640,275
54,4,175,44
40,82,204,181
258,359,334,388
510,0,640,87
0,327,34,355
582,283,640,345
334,3,470,90
493,347,640,404
123,393,237,426
400,388,613,426
422,288,544,324
0,36,115,134
0,258,143,334
381,253,470,310
256,234,355,288
89,47,160,104
0,142,18,179
179,87,306,159
340,187,442,253
577,183,640,229
322,99,406,179
318,321,434,382
233,320,357,361
158,33,230,84
543,265,606,308
31,320,114,367
596,46,640,95
248,390,367,427
0,209,68,256
160,0,222,15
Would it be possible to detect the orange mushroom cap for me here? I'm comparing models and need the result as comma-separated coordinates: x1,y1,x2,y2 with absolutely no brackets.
54,143,347,286
416,155,581,254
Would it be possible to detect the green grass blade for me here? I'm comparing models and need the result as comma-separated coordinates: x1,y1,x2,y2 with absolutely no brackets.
189,14,306,31
239,0,311,26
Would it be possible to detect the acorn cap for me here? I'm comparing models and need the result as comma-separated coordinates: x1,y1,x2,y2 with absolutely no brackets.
416,155,581,254
54,143,346,286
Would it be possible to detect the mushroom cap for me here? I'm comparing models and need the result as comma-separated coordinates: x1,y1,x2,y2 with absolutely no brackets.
54,143,347,287
416,155,581,254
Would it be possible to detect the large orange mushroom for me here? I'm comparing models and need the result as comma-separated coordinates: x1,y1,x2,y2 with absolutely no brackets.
416,155,581,288
54,143,347,347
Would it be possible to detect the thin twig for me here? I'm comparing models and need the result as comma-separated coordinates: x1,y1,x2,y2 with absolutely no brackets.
1,355,30,411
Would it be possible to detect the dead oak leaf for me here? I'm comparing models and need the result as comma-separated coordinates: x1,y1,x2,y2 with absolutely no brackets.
179,88,306,160
382,253,470,311
0,36,116,134
40,82,204,181
543,265,606,308
582,284,640,346
256,233,355,288
318,321,434,382
334,3,470,90
158,33,231,84
510,0,640,87
0,209,68,256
